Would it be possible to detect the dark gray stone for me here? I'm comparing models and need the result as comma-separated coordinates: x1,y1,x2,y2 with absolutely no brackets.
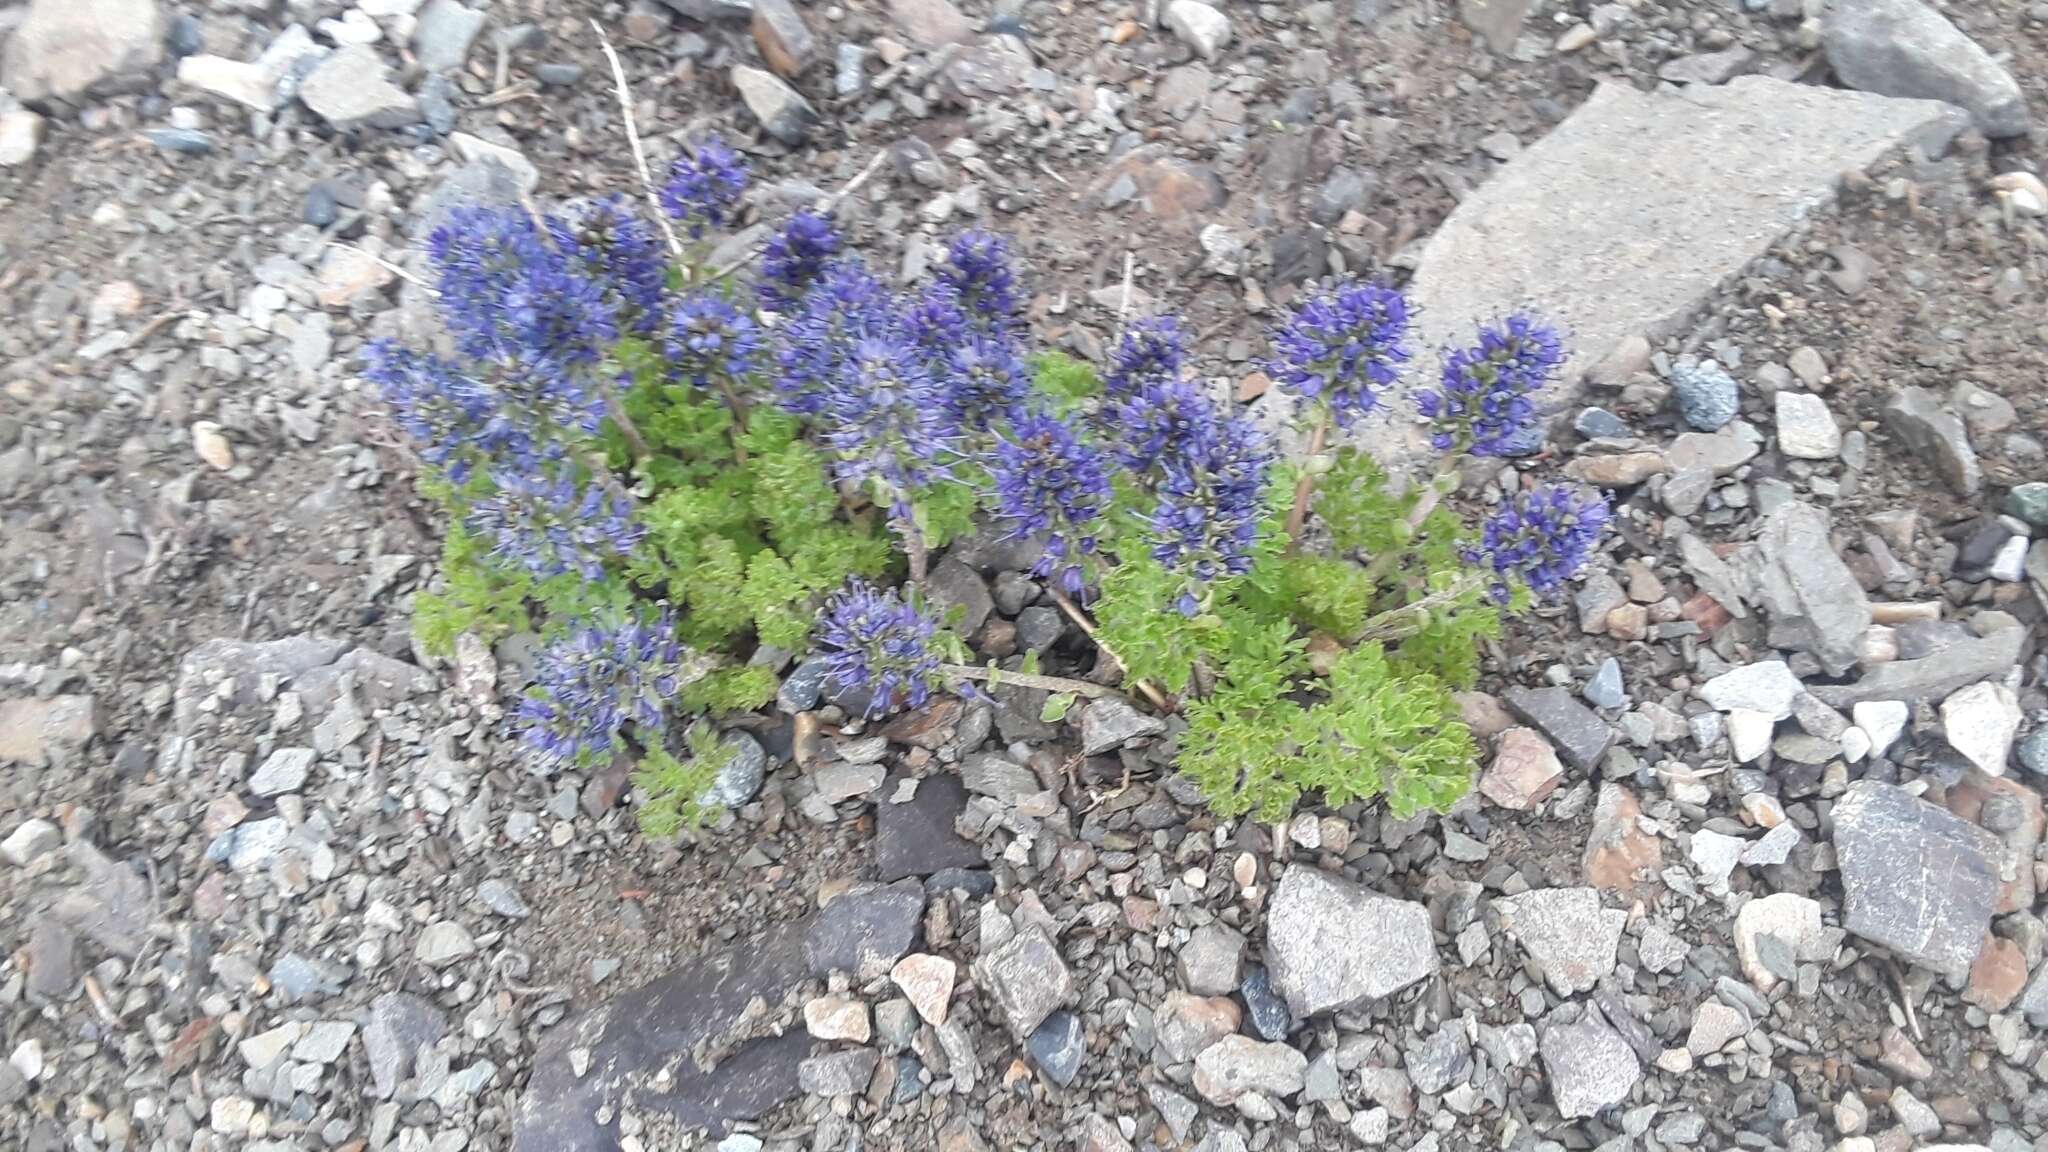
1015,606,1065,652
145,128,214,155
1831,780,2001,980
1575,407,1630,440
875,772,984,880
1079,696,1166,756
1584,658,1625,710
798,1049,879,1096
23,917,78,1000
1027,1011,1085,1085
1751,501,1871,677
1404,1020,1471,1095
777,657,829,712
1882,386,1981,496
269,953,348,1004
365,993,448,1098
50,842,149,957
1236,959,1286,1041
515,883,924,1149
927,556,994,637
1503,686,1613,772
1824,0,2029,137
976,925,1072,1037
2017,729,2048,778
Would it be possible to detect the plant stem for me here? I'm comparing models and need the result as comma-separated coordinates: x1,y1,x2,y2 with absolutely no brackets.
1047,588,1171,711
1283,412,1330,554
902,516,929,585
605,394,654,463
714,377,751,464
939,664,1122,699
1361,456,1462,586
1354,572,1487,644
590,20,685,260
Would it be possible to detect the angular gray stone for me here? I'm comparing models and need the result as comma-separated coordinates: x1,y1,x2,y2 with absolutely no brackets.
1363,77,1960,474
874,772,984,880
365,993,448,1097
1698,661,1803,720
1191,1035,1307,1105
299,45,419,130
1671,360,1738,431
927,556,993,637
975,925,1072,1037
1808,627,2024,708
1539,1013,1640,1118
1824,0,2029,137
1750,501,1871,676
958,752,1040,803
1883,386,1981,496
1458,0,1532,52
248,747,315,797
1079,696,1166,755
1502,686,1613,772
1404,1020,1471,1095
1832,780,2001,980
798,1049,878,1096
806,879,924,979
732,65,816,144
414,0,487,73
1,0,166,103
1265,866,1438,1017
516,884,924,1151
1179,923,1245,996
1493,888,1627,996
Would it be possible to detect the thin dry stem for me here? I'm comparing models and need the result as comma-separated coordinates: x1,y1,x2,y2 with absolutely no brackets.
939,664,1122,700
591,19,685,259
1048,588,1170,711
1283,414,1330,552
328,242,435,294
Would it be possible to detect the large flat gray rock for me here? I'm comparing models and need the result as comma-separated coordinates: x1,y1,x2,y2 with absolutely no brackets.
1363,76,1961,473
1264,866,1438,1017
1832,780,2001,982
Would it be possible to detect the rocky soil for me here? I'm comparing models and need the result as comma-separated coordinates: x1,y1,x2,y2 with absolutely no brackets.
2,0,2047,1151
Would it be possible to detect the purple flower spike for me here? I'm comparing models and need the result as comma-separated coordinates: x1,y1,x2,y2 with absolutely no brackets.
992,413,1115,598
1105,377,1220,475
1468,484,1610,601
467,465,645,582
1415,314,1564,457
936,230,1020,329
1104,316,1189,398
758,210,841,309
773,258,897,416
363,340,504,481
1268,279,1413,427
549,196,667,334
666,292,763,388
659,136,749,239
517,612,684,770
1148,414,1274,606
942,332,1032,428
820,334,957,507
817,580,947,717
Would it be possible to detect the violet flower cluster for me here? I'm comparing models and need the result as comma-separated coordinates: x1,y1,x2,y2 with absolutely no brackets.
758,211,840,310
667,291,764,389
937,231,1020,331
660,136,749,239
427,205,619,428
820,336,958,510
518,612,686,769
1269,279,1412,427
1103,316,1188,398
551,196,667,335
1148,411,1273,614
817,580,947,717
1415,314,1564,457
1469,484,1611,602
361,341,505,482
468,467,645,582
991,413,1114,597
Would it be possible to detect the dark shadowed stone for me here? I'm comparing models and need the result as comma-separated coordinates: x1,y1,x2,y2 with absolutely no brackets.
516,883,926,1149
927,556,994,640
1240,965,1295,1040
1502,686,1613,772
1028,1011,1085,1085
365,993,448,1098
1832,780,2001,980
1752,501,1870,676
875,772,984,881
807,879,925,979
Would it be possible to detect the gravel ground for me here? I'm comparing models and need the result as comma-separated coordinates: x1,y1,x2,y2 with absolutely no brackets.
2,0,2047,1150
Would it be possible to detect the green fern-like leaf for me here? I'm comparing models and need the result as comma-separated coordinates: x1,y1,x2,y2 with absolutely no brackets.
743,550,814,650
1030,351,1102,415
413,522,533,658
679,665,780,714
631,724,735,837
1312,448,1417,557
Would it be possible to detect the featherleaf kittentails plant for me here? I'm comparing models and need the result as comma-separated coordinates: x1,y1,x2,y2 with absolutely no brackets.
372,136,1606,835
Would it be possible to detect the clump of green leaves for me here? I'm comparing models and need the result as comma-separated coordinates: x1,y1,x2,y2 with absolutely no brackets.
631,723,736,838
1093,403,1504,821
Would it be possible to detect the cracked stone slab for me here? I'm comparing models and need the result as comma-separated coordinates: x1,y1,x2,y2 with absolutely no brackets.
514,883,922,1150
1359,76,1962,474
1264,866,1439,1017
1831,780,2001,981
